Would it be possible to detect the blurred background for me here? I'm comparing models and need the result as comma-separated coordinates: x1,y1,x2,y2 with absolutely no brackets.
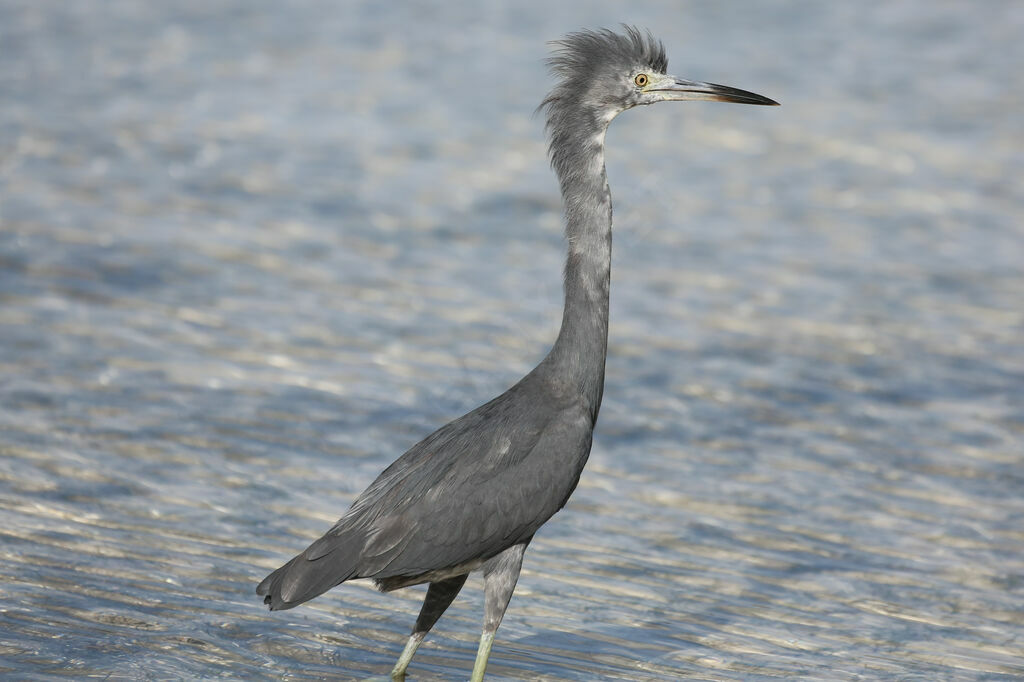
1,1,1022,679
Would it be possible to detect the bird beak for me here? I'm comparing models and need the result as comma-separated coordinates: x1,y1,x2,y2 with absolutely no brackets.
650,76,779,106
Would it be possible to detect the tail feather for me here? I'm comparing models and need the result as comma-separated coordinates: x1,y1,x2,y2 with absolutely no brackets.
256,544,360,610
256,555,301,611
258,519,424,610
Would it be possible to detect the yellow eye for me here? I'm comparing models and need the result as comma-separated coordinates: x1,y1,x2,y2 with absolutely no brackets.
634,73,649,87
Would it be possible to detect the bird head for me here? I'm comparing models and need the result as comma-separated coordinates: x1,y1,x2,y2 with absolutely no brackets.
541,26,777,130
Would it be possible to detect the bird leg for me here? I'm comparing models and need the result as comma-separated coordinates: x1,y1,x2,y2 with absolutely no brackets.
390,574,468,681
469,542,528,682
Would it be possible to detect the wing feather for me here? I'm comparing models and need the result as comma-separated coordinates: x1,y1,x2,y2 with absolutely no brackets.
258,378,594,608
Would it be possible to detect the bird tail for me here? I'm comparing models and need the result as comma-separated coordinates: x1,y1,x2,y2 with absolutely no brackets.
256,537,362,611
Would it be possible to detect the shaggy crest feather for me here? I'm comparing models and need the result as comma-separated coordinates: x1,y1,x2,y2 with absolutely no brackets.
545,26,667,81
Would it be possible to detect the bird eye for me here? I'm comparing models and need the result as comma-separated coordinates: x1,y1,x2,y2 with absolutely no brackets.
634,73,649,87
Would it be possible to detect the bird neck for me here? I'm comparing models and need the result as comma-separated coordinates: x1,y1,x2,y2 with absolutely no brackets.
543,124,612,421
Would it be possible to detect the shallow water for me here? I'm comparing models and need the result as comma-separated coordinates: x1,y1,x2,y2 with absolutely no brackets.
2,1,1023,679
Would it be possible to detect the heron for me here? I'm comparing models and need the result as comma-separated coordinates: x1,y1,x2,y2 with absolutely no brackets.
257,26,777,681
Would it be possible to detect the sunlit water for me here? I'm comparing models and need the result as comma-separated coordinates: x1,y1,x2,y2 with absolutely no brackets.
2,1,1023,679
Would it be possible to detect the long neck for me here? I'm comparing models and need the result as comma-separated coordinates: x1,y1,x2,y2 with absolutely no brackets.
543,118,612,421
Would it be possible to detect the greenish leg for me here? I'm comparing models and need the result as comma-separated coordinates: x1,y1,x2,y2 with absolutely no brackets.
469,631,495,682
389,631,424,680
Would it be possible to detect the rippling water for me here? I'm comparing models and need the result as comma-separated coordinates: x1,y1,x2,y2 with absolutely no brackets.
2,1,1023,679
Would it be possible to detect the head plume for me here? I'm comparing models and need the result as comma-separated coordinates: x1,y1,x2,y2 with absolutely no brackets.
538,27,667,182
545,26,667,84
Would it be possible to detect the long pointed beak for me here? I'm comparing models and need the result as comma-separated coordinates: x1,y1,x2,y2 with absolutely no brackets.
652,77,779,106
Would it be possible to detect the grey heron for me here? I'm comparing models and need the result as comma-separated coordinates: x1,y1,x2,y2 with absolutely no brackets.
257,26,777,681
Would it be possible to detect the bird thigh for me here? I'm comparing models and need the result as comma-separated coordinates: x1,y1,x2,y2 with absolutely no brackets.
482,541,529,633
414,574,469,634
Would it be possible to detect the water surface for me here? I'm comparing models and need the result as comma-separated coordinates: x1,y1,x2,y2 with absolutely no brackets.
2,1,1023,679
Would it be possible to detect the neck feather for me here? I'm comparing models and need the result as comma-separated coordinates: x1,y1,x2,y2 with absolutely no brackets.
540,105,613,420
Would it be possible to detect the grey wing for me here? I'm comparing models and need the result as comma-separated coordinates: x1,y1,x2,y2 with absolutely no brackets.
258,409,492,608
258,389,593,609
366,401,594,583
